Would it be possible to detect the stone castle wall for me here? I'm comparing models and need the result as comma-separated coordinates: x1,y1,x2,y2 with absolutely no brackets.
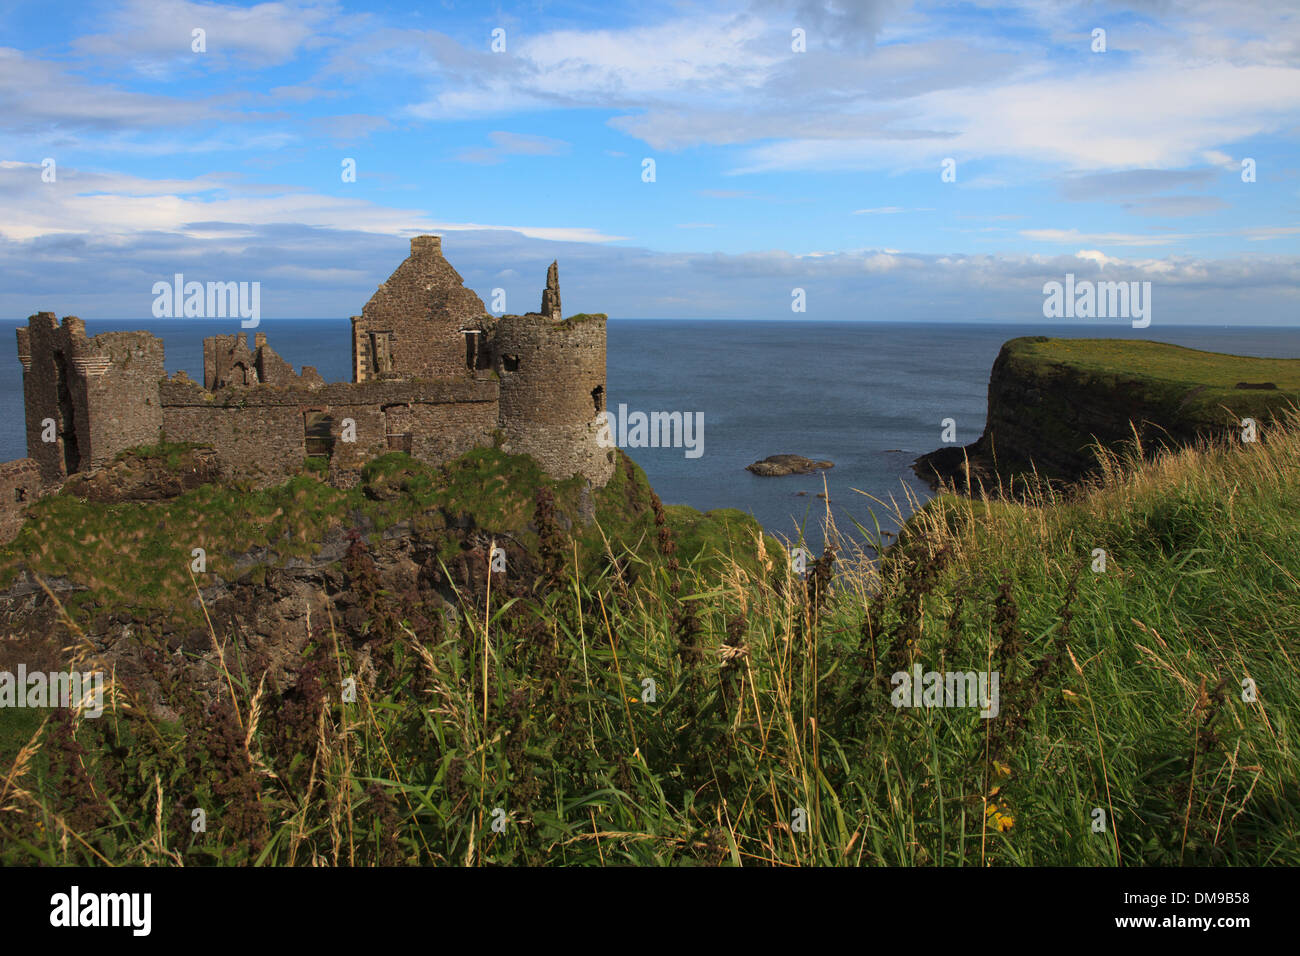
491,312,614,485
17,313,165,484
0,458,42,544
159,377,499,485
204,332,324,390
352,236,489,382
10,236,610,521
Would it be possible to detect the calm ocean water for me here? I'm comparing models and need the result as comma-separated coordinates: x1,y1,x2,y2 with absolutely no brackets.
3,318,1298,544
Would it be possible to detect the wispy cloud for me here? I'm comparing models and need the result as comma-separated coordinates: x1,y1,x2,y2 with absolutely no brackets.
72,0,340,73
1022,225,1300,246
5,220,1295,324
453,131,571,165
0,161,625,244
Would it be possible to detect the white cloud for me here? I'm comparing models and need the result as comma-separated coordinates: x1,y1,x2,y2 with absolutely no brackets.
0,162,627,244
0,47,221,133
385,1,1300,175
4,216,1297,324
73,0,339,72
1023,225,1300,246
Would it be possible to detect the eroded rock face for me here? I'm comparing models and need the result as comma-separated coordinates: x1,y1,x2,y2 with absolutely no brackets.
912,337,1293,493
0,510,537,717
745,455,834,477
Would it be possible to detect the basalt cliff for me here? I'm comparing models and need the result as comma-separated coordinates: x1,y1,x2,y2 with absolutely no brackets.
914,336,1300,492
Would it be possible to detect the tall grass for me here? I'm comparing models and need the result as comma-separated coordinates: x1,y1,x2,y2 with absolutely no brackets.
2,412,1297,866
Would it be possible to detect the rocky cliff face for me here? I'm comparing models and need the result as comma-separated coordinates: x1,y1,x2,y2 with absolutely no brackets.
61,445,220,501
915,336,1300,492
0,445,763,716
0,510,535,716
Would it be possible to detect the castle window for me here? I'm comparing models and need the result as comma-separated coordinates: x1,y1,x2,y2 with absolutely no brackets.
592,385,605,414
14,486,26,503
502,354,520,372
463,331,478,370
384,404,413,454
370,331,394,374
303,411,336,459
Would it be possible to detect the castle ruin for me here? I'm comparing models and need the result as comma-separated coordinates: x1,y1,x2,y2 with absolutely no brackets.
0,237,614,539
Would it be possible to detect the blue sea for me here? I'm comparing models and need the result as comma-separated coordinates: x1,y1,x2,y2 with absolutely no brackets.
3,318,1298,545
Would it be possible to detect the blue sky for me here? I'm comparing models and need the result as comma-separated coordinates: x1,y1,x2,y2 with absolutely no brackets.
1,0,1297,323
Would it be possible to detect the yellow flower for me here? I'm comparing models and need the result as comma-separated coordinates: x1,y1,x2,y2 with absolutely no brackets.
986,802,1015,832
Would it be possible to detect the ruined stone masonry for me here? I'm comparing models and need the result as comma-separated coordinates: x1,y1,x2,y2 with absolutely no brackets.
0,236,615,541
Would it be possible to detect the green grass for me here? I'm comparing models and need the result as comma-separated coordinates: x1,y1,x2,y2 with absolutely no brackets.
1,416,1297,866
0,445,770,627
1015,337,1300,389
1005,336,1300,427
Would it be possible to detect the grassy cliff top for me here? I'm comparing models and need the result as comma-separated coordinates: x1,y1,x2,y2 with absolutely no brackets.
1008,336,1300,389
1001,337,1300,432
0,446,773,622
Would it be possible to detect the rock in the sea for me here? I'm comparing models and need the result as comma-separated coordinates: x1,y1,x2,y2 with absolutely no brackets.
746,454,834,477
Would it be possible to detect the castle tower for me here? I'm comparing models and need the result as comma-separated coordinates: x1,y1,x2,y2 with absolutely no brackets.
351,235,489,383
17,313,165,484
489,265,614,485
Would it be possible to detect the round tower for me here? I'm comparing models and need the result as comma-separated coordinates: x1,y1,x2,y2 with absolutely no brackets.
489,268,613,485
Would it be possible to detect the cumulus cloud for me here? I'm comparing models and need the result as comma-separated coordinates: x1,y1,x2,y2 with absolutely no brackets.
377,0,1300,174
